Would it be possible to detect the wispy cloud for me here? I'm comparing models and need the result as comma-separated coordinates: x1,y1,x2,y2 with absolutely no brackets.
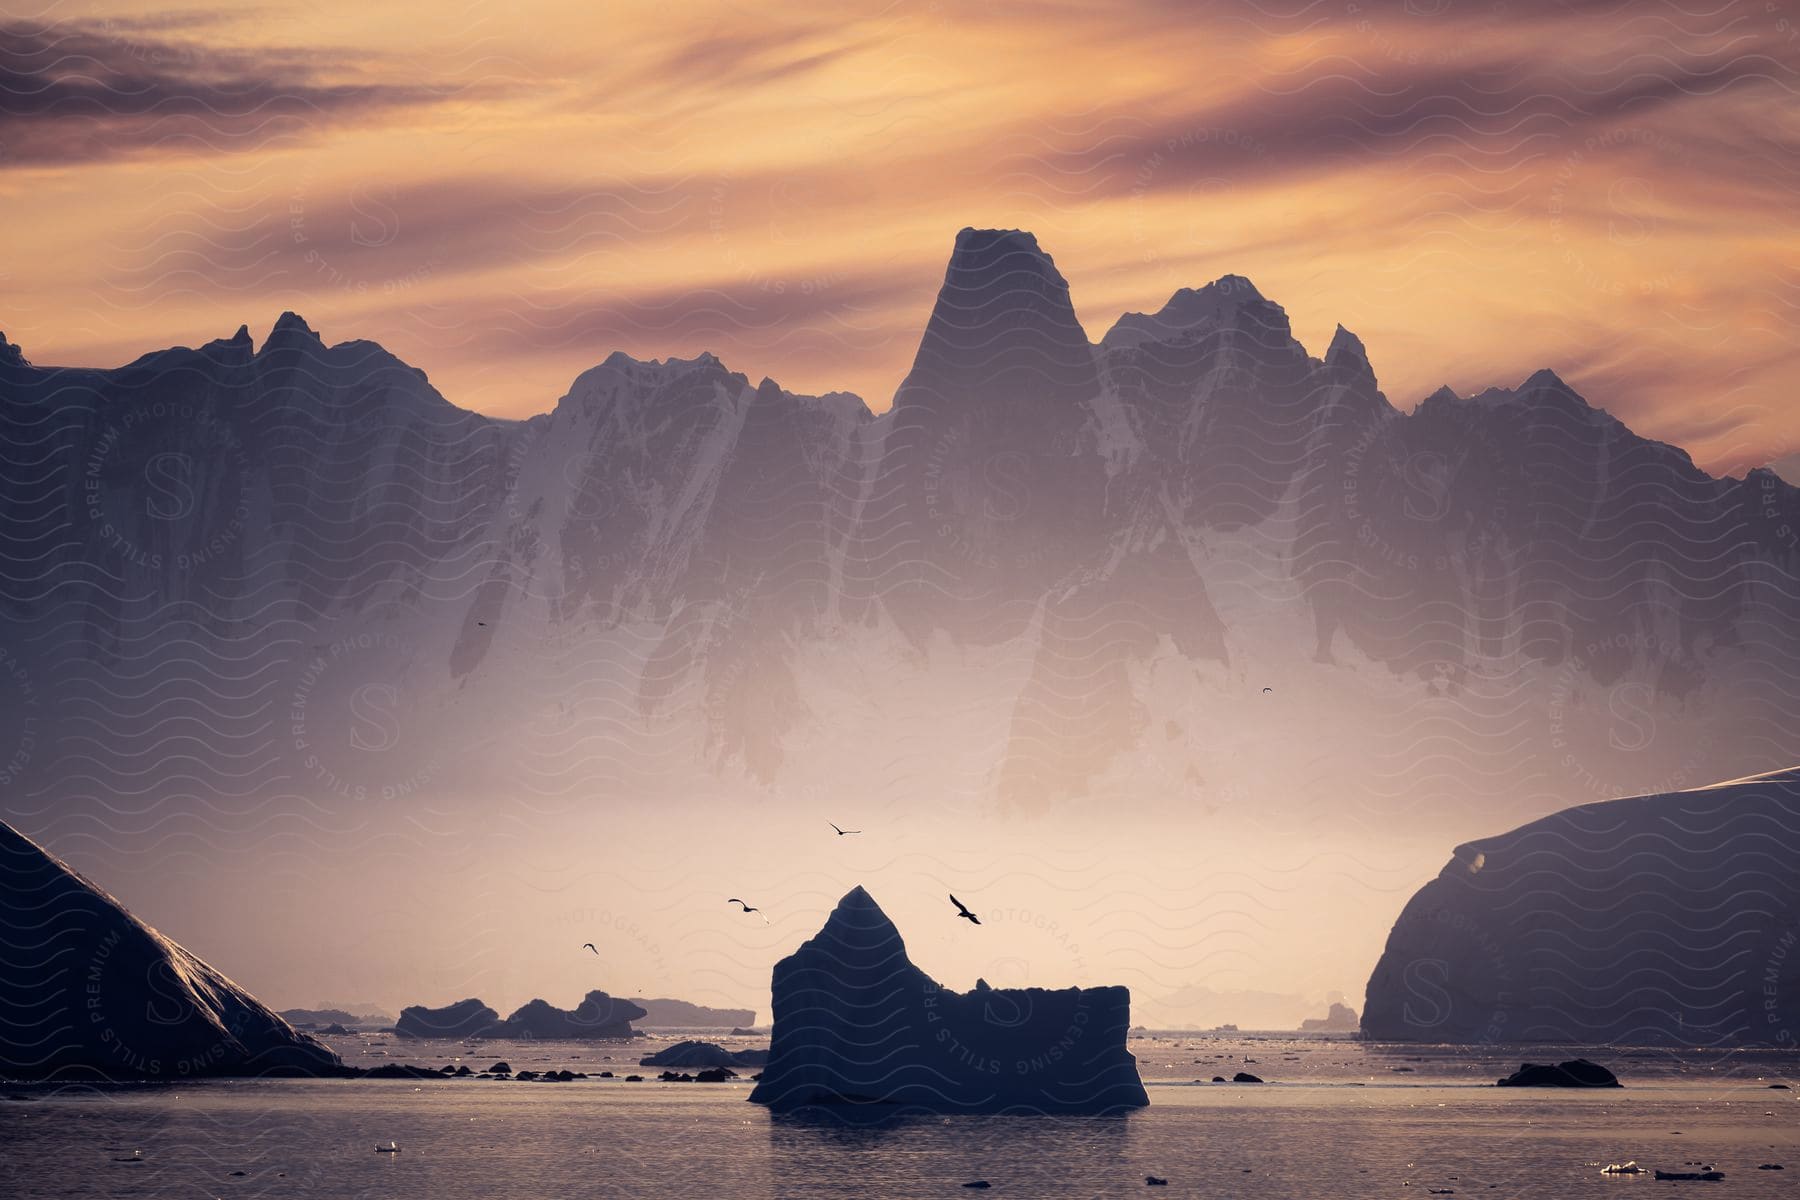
4,0,1798,470
0,17,475,167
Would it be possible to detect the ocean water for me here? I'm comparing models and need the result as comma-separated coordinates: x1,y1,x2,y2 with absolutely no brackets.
3,1037,1795,1198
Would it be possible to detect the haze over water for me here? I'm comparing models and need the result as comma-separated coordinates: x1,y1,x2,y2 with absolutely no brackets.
5,1037,1795,1198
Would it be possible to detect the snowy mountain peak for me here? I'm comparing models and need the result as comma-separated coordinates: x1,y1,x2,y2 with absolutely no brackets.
1523,367,1566,389
1325,323,1370,372
952,225,1055,263
933,227,1079,314
1099,274,1285,351
199,324,256,364
897,226,1096,409
263,311,322,352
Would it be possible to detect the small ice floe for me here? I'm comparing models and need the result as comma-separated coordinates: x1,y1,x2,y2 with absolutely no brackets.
1653,1166,1723,1181
112,1150,144,1163
376,1142,402,1154
962,1183,991,1190
1599,1162,1643,1175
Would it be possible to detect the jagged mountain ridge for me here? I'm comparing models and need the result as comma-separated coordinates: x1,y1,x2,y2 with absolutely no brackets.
2,227,1798,842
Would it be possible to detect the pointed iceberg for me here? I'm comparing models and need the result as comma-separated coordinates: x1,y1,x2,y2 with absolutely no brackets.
748,886,1148,1113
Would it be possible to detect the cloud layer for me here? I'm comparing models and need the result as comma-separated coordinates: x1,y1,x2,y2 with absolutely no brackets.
3,0,1797,472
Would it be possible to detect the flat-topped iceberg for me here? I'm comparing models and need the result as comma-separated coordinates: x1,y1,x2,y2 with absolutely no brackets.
748,886,1147,1113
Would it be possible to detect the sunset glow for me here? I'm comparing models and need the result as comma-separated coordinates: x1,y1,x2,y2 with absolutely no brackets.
7,0,1797,472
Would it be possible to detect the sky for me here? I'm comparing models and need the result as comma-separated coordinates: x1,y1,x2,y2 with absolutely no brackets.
3,0,1799,476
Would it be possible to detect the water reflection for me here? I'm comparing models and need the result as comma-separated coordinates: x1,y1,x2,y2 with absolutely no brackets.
767,1107,1137,1197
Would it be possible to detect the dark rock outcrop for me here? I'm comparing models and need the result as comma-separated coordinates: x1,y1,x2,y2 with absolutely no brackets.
395,991,646,1039
629,999,757,1028
638,1040,768,1068
1362,768,1800,1046
0,822,341,1080
361,1063,451,1080
278,1006,392,1028
499,991,645,1039
394,999,504,1040
748,886,1147,1113
1496,1059,1619,1088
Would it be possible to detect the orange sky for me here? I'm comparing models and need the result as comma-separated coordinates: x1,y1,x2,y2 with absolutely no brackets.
4,0,1798,474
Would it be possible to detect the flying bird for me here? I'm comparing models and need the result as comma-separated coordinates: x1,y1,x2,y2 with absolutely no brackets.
950,894,981,925
829,823,861,836
1261,687,1272,693
582,943,598,955
728,898,770,924
477,621,487,626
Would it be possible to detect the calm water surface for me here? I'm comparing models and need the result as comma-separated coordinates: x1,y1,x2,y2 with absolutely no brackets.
4,1038,1795,1198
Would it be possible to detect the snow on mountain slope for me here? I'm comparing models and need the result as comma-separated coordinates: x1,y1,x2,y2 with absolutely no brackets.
2,230,1798,852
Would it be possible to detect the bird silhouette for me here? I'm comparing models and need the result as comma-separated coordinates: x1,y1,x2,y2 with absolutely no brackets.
829,823,861,836
728,898,770,925
477,621,487,626
582,943,598,955
950,894,981,925
1261,687,1272,693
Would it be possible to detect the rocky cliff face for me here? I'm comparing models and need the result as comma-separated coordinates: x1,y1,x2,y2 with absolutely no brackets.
0,821,341,1079
1361,767,1800,1046
3,229,1798,850
748,886,1147,1113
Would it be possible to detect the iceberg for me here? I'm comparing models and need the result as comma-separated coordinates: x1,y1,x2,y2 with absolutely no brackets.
748,886,1147,1113
1361,767,1800,1045
0,821,341,1080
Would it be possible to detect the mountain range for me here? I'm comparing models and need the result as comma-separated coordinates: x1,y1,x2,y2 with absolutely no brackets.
3,227,1798,852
